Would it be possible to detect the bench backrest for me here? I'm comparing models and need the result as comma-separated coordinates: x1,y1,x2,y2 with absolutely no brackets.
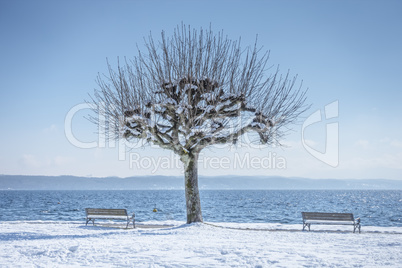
302,212,354,221
86,208,128,216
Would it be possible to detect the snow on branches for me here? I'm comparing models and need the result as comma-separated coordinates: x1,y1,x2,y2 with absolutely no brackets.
122,77,277,156
90,24,308,157
90,24,309,223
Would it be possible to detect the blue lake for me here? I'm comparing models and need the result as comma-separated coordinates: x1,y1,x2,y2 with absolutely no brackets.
0,190,401,227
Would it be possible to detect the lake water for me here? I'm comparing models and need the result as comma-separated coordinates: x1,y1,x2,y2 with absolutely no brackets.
0,190,401,227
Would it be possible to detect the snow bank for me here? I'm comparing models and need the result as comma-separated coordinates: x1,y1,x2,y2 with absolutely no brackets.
0,221,401,267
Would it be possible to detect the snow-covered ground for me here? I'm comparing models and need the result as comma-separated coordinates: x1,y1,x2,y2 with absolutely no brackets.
0,221,401,267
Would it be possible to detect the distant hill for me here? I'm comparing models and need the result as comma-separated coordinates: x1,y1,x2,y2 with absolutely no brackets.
1,175,401,190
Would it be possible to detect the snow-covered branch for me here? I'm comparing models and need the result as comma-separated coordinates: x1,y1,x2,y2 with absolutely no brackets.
89,24,309,223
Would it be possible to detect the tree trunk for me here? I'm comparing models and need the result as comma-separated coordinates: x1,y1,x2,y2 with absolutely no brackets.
182,152,203,223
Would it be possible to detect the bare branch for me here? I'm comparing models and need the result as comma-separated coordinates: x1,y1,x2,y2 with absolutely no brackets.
89,24,309,156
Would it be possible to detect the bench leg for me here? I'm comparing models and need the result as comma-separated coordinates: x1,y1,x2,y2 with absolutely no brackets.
126,218,136,229
85,218,94,226
302,222,310,231
354,224,361,233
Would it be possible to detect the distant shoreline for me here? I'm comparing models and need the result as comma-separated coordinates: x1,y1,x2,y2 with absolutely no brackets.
1,175,402,190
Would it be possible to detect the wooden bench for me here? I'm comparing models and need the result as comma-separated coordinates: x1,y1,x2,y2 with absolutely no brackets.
85,208,135,228
302,212,361,233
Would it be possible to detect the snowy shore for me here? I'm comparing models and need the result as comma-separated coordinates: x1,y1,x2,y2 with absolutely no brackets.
1,221,401,267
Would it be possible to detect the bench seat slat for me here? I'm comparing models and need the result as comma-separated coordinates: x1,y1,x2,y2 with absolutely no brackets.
304,220,356,225
303,213,353,220
86,209,127,215
86,215,128,220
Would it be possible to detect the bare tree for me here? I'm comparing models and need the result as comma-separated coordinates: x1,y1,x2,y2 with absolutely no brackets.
90,25,309,223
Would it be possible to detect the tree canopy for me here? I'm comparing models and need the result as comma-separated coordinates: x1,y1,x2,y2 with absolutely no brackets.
90,25,309,223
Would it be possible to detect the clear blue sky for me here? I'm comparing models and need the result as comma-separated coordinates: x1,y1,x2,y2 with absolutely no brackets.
0,0,401,180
